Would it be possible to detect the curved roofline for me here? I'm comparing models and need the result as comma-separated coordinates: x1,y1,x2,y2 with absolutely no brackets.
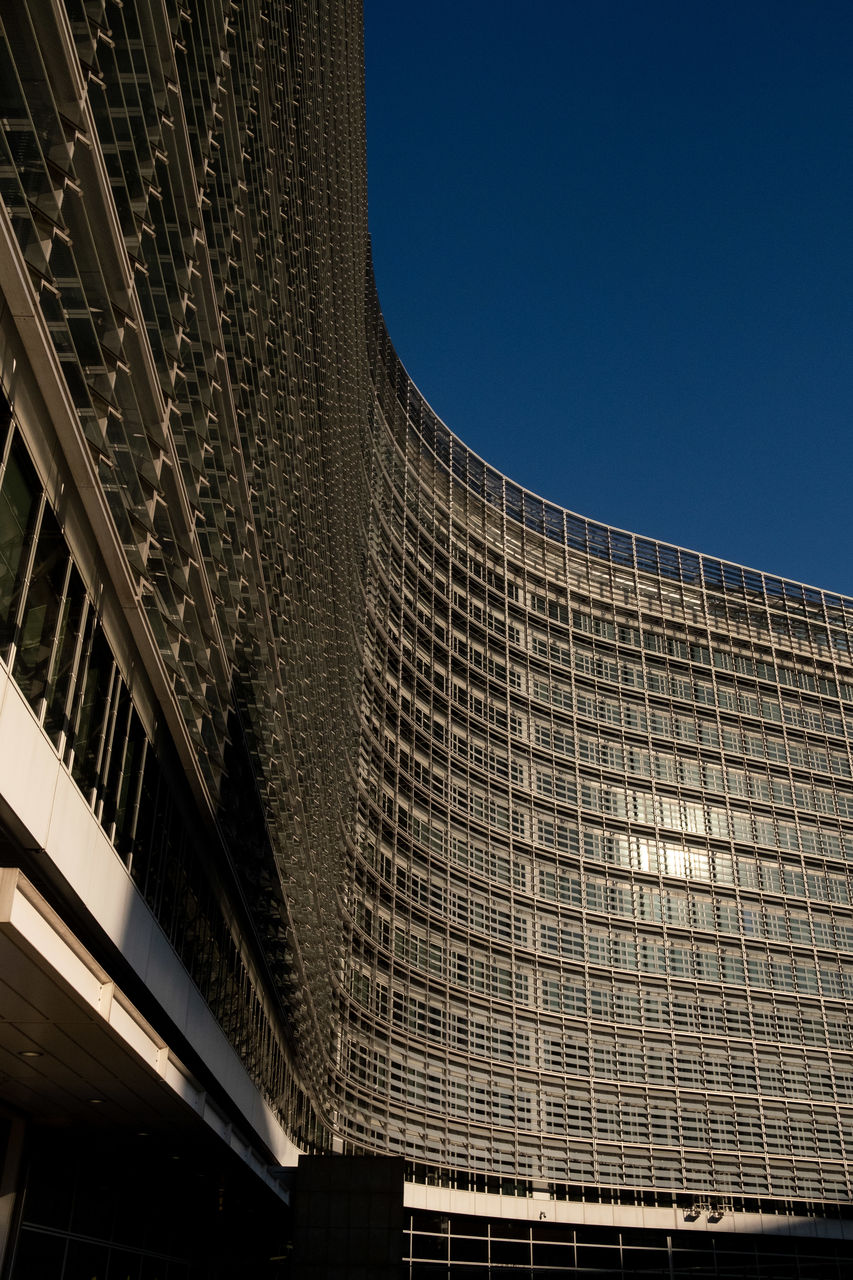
367,275,853,621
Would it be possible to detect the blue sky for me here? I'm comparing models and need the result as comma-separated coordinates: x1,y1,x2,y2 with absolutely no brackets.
364,1,853,597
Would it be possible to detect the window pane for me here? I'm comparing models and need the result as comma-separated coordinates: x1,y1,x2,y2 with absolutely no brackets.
14,503,69,710
0,434,41,652
101,680,130,834
44,566,87,743
69,618,114,795
113,710,147,860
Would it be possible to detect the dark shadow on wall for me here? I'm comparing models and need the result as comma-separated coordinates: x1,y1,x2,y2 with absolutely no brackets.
289,1155,405,1280
3,1124,290,1280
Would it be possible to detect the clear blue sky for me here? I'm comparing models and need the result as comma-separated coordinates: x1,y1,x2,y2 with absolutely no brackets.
365,1,853,597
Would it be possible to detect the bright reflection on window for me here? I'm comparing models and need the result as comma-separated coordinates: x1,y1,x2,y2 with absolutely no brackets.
632,839,711,882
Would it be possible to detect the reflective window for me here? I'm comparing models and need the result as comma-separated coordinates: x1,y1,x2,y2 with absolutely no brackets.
0,434,40,652
14,503,70,711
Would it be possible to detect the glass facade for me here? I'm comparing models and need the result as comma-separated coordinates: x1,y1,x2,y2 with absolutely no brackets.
344,312,853,1211
404,1211,853,1278
1,0,852,1267
0,399,319,1151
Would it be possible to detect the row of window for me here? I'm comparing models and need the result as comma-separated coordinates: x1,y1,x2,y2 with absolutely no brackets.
538,927,851,997
403,1211,853,1275
353,884,853,1014
531,675,850,777
386,702,853,872
355,984,852,1105
537,871,853,952
381,1064,853,1156
529,635,850,738
399,614,852,751
344,1038,853,1174
531,722,853,816
0,427,147,852
534,774,850,860
391,804,853,907
348,907,853,1052
376,537,845,768
397,761,852,870
0,414,309,1143
375,530,853,782
364,847,853,962
372,385,852,654
568,602,852,698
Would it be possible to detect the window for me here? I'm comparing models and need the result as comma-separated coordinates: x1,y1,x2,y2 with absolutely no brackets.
0,434,41,651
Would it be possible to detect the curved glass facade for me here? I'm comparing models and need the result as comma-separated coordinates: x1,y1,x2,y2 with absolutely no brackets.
341,293,853,1208
2,0,853,1256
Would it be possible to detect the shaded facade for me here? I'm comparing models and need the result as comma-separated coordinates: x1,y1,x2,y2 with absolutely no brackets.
0,0,852,1274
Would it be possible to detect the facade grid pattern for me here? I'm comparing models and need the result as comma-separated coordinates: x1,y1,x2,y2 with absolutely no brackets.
1,0,853,1263
338,297,853,1210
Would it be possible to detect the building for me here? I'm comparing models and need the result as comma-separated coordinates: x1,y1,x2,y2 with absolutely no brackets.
0,1,852,1276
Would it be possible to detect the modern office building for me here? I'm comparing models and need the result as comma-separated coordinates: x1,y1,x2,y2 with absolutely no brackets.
0,1,852,1276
